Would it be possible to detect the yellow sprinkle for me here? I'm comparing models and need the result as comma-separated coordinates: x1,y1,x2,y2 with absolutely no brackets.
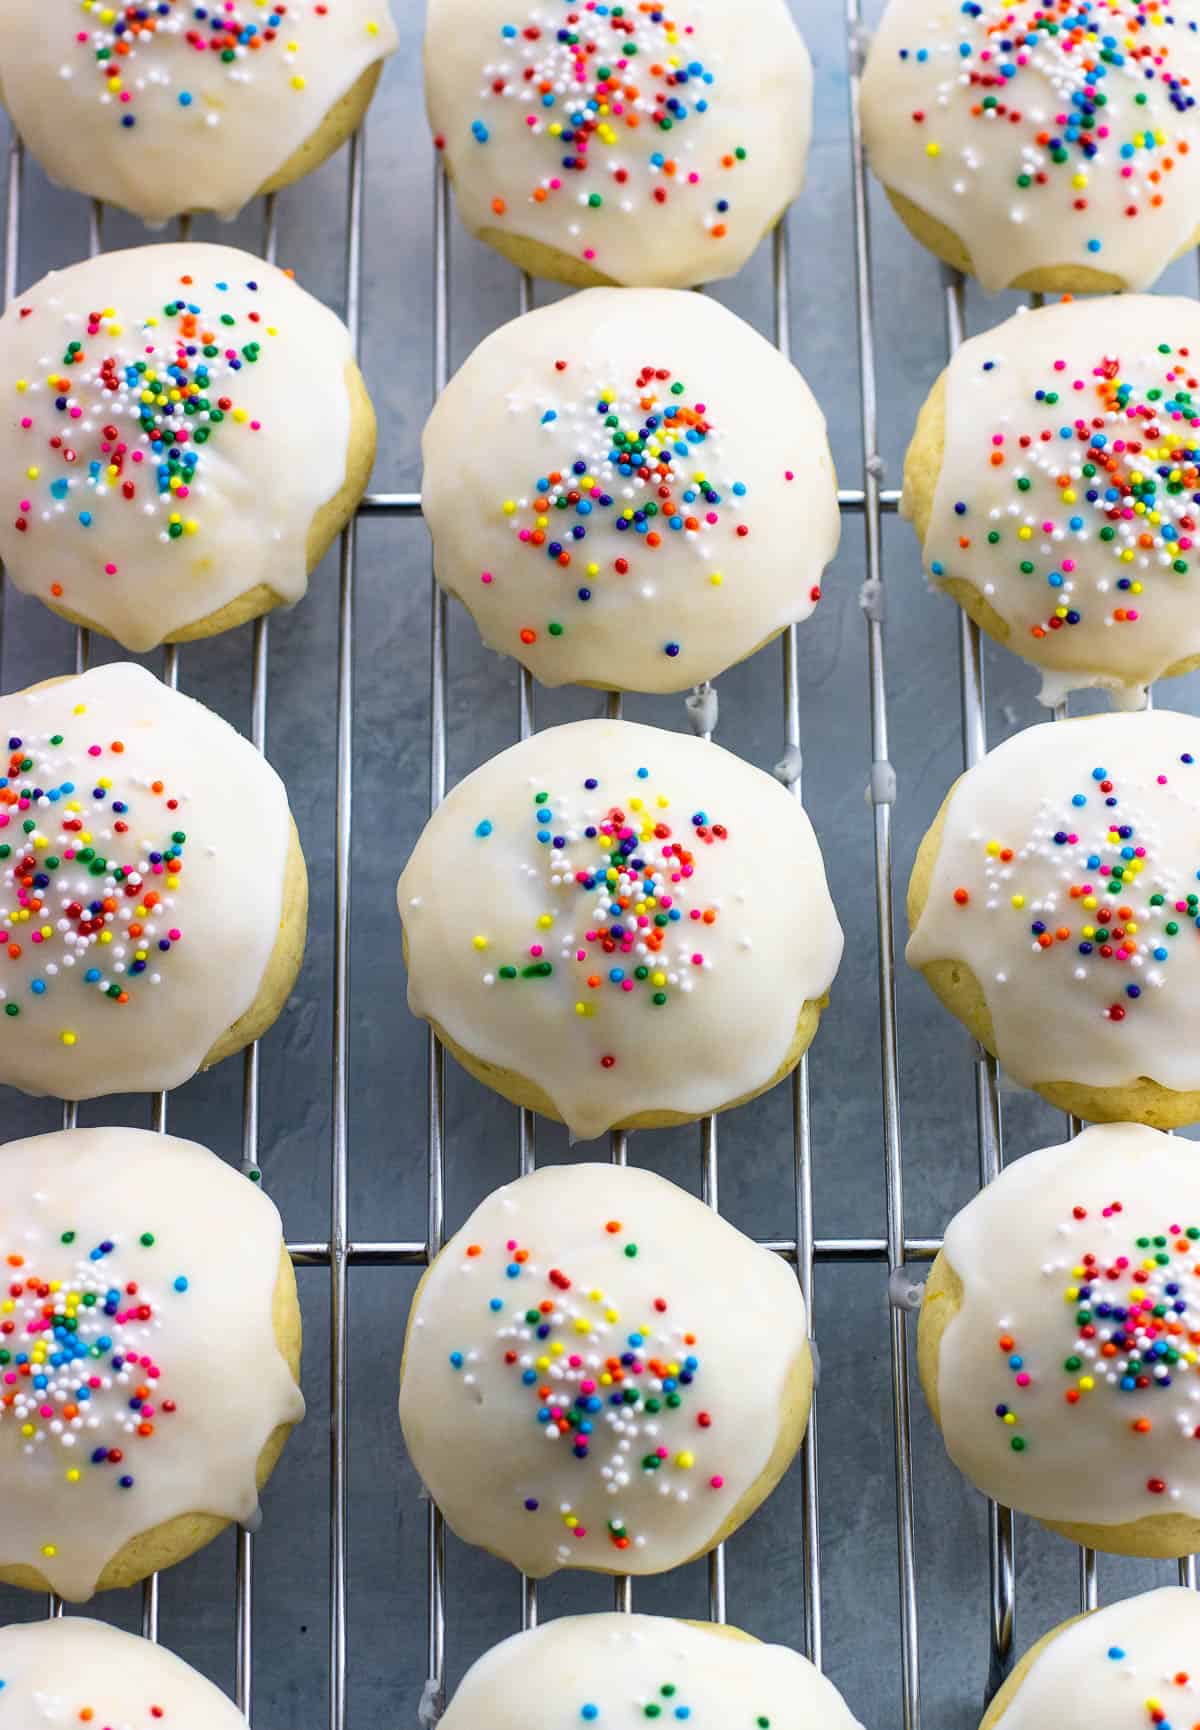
291,73,307,90
15,380,27,394
536,914,553,930
41,1545,57,1559
675,1450,694,1469
367,17,379,32
575,1001,595,1018
60,1031,77,1047
1002,1412,1016,1425
1079,1376,1094,1392
1011,894,1024,909
925,140,941,158
26,466,39,481
20,1424,34,1438
66,1469,80,1483
99,932,112,946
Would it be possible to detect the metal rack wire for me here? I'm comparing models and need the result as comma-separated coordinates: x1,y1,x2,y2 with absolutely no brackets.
5,3,1197,1726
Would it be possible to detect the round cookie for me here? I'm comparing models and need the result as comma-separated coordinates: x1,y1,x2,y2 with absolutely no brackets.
980,1587,1200,1728
921,1122,1200,1557
422,287,839,694
400,1163,812,1579
0,660,306,1100
0,1616,250,1725
861,0,1200,295
904,295,1200,708
396,718,843,1141
439,1614,865,1729
424,0,813,290
907,708,1200,1127
0,0,398,227
0,242,376,653
0,1126,304,1601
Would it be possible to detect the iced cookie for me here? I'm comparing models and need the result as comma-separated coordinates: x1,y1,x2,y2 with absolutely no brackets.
0,1616,250,1726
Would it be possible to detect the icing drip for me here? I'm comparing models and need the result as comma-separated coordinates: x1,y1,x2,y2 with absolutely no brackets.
937,1123,1200,1529
862,0,1200,292
0,245,357,651
990,1586,1200,1728
438,1613,866,1730
424,0,813,289
907,710,1200,1095
400,1164,808,1578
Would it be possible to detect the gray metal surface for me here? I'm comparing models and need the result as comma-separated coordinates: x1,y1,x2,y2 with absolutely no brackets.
2,1,1199,1726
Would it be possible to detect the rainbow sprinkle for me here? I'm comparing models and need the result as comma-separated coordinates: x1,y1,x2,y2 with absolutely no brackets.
473,769,727,1052
450,2,750,270
10,271,275,607
896,0,1199,269
0,713,191,1045
932,332,1200,641
448,1213,726,1559
499,355,757,657
75,0,329,130
0,1228,187,1559
951,750,1199,1026
989,1197,1200,1511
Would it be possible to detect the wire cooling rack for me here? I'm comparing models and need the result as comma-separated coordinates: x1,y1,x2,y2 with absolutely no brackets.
3,2,1200,1727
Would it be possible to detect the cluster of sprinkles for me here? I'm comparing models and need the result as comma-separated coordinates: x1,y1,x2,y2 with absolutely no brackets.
472,767,728,1071
447,1215,725,1562
989,1197,1200,1513
950,750,1199,1025
72,0,354,128
0,705,190,1049
0,1227,187,1565
494,355,763,660
1102,1642,1196,1729
441,2,750,270
10,272,275,606
934,329,1200,641
898,0,1199,268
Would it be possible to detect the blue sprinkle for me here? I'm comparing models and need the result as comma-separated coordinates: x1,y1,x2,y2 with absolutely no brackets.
475,820,493,838
173,1276,188,1293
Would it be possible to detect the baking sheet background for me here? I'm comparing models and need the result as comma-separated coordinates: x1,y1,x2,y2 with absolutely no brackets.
2,1,1198,1723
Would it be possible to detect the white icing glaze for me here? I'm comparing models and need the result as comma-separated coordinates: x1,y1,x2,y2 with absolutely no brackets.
907,708,1200,1095
861,0,1200,294
422,288,839,694
400,1165,808,1578
917,294,1200,705
0,1127,304,1602
396,718,843,1141
0,243,359,653
0,0,397,226
440,1614,864,1728
423,0,812,289
995,1588,1200,1728
0,661,294,1100
0,1617,248,1726
937,1123,1200,1532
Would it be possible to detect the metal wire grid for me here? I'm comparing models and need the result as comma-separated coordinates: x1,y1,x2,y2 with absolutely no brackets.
4,4,1194,1726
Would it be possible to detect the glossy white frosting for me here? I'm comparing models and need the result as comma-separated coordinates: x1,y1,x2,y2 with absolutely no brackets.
0,1127,304,1602
996,1588,1200,1728
0,0,397,225
424,0,813,288
0,243,358,652
400,1164,808,1578
0,661,294,1101
440,1614,865,1729
917,295,1200,706
908,709,1200,1094
861,0,1200,293
0,1617,248,1726
397,718,843,1141
422,287,839,693
938,1123,1200,1531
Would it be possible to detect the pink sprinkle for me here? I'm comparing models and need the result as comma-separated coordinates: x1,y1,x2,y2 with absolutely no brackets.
250,420,261,431
1127,609,1139,621
1015,1372,1030,1387
583,249,596,261
168,927,181,941
690,953,703,966
529,944,543,958
18,501,30,513
1159,775,1168,785
104,563,117,576
785,470,794,481
1062,559,1075,573
620,978,634,992
69,406,82,419
656,1447,668,1460
480,571,494,585
687,171,699,184
87,744,101,757
573,1526,587,1538
20,418,30,430
1054,359,1066,372
39,1404,53,1418
710,1475,724,1490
